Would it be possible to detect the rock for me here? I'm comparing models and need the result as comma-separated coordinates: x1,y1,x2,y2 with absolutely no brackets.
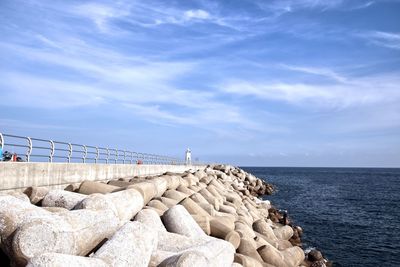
308,249,324,262
23,187,49,204
310,261,327,267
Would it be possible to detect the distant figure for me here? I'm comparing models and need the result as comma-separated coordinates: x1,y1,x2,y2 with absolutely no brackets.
185,148,191,165
0,147,2,161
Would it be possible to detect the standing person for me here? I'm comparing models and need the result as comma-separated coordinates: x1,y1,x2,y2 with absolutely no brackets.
0,147,3,161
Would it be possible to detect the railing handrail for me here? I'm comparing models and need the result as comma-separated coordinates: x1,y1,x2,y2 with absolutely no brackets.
0,132,198,165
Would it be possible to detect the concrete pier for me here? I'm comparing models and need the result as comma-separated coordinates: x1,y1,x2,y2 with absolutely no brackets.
0,163,206,191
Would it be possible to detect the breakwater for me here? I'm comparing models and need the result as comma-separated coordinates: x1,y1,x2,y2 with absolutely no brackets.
0,164,328,266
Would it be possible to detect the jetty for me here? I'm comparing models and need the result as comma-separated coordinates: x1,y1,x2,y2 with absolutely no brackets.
0,133,328,267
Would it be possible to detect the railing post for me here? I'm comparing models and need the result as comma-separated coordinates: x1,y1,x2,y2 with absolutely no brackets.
49,140,55,162
115,149,118,164
123,150,126,164
95,147,99,164
67,143,72,163
26,137,32,162
83,145,87,163
130,151,133,164
0,133,4,150
106,148,109,164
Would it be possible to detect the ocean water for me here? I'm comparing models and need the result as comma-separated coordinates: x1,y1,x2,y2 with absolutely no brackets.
242,167,400,267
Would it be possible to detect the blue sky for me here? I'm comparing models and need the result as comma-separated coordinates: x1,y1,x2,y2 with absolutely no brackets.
1,0,399,167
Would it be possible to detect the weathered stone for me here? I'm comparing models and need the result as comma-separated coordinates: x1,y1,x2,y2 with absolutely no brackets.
94,221,158,267
42,190,86,210
308,249,324,262
23,187,49,204
26,252,108,267
12,208,120,265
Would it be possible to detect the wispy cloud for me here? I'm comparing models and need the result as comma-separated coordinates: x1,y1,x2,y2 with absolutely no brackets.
1,0,399,165
280,64,347,82
361,31,400,50
72,2,130,33
221,72,400,109
0,35,261,132
69,2,243,31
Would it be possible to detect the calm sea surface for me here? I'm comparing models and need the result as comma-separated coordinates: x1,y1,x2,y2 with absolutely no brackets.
241,167,400,267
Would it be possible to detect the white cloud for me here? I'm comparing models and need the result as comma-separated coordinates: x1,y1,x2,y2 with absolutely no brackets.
362,31,400,50
221,72,400,109
280,64,347,82
184,9,211,20
72,3,130,32
0,36,262,132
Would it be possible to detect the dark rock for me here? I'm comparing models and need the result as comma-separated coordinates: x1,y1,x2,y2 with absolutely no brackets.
310,261,326,267
308,250,324,262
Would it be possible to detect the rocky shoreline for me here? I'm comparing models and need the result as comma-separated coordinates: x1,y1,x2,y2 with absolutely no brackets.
0,164,330,266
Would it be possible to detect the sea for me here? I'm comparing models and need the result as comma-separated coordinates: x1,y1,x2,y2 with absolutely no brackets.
241,167,400,267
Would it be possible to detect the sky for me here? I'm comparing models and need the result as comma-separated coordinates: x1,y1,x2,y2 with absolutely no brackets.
0,0,399,167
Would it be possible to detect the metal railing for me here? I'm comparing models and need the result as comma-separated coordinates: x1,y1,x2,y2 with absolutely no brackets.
0,133,186,165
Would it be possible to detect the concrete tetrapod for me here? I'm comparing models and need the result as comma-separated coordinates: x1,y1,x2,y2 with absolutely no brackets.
159,251,210,267
191,215,211,235
134,209,167,232
252,219,279,247
162,205,206,238
189,192,209,205
0,196,51,261
78,188,144,222
198,189,220,210
209,217,240,249
147,199,169,213
23,187,49,204
77,181,122,195
237,238,264,263
273,225,294,241
26,252,109,267
93,221,158,267
257,242,305,267
178,197,212,218
160,197,179,208
41,190,87,210
163,175,182,190
181,238,235,267
176,185,195,196
157,233,236,267
0,192,30,203
11,208,120,266
149,177,168,198
127,181,158,204
234,253,275,267
235,221,257,239
163,189,188,202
